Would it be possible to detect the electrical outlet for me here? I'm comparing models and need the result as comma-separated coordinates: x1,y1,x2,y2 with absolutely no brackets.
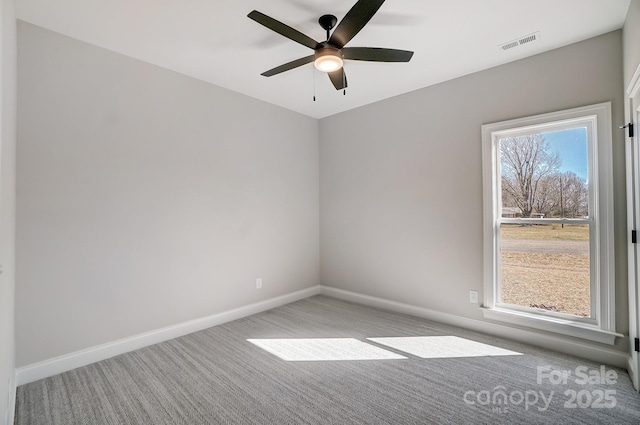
469,290,479,304
256,278,262,289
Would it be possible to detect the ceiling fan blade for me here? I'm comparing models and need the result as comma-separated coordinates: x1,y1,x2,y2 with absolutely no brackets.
248,10,319,50
261,55,315,77
343,47,414,62
328,68,348,90
328,0,386,48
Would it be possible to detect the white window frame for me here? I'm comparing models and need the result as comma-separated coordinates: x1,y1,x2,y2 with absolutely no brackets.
481,103,620,345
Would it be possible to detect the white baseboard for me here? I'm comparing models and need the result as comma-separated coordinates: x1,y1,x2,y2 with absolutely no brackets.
14,284,632,387
628,355,639,391
15,286,321,386
319,286,631,369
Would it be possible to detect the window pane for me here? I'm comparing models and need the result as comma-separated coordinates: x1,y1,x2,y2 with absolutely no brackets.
500,128,589,219
499,223,590,317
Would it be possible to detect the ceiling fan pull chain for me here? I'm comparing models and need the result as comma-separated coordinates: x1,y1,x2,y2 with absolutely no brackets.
343,70,346,95
313,67,317,102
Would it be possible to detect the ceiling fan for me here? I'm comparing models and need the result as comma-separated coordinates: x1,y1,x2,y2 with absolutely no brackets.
248,0,414,91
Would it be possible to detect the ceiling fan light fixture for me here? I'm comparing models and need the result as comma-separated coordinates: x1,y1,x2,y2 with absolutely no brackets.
314,48,343,73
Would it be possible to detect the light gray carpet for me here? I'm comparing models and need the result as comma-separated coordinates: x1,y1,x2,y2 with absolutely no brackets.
14,295,640,424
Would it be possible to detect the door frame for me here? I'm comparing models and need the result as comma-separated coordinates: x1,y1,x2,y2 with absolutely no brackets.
625,66,640,391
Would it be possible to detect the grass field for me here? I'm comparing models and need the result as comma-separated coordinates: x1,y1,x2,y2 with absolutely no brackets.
501,223,589,241
500,224,590,317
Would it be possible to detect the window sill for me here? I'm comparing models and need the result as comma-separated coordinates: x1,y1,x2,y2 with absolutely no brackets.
481,307,622,345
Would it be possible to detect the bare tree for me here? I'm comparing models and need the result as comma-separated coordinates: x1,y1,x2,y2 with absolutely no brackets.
549,171,588,218
500,135,561,217
532,174,557,217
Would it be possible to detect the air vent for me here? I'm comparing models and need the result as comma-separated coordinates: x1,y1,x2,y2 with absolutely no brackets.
499,32,540,51
500,41,519,51
519,33,538,45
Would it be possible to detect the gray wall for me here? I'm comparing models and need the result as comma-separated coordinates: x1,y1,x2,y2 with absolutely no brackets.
0,0,17,423
15,20,630,369
16,22,319,366
320,31,628,346
624,0,640,88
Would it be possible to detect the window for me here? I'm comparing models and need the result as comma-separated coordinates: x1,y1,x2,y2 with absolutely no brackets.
481,103,619,344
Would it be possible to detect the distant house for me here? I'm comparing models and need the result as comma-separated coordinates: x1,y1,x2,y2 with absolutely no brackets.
501,207,545,218
501,207,522,218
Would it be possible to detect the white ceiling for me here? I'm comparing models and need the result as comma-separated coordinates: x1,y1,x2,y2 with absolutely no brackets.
16,0,631,119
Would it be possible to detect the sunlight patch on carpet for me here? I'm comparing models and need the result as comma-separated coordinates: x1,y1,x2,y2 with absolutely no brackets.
247,338,408,361
367,336,522,359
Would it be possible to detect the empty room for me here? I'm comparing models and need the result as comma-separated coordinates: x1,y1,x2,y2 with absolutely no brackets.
2,0,640,424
